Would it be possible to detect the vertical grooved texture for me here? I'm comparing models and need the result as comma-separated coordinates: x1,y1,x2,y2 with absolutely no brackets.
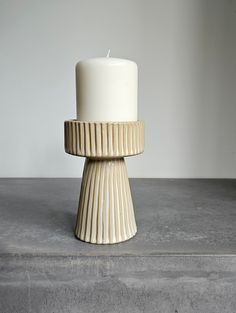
75,158,137,244
64,120,144,157
65,120,144,244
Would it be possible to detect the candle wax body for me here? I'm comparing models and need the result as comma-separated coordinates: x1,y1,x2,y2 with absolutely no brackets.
76,58,138,122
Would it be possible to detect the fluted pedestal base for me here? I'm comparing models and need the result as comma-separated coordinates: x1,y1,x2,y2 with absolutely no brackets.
75,158,137,244
65,120,144,244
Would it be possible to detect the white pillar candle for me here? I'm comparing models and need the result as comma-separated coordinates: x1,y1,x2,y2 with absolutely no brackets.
76,56,138,122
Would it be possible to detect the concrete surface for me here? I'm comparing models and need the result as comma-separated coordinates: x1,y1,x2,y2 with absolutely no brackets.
0,179,236,312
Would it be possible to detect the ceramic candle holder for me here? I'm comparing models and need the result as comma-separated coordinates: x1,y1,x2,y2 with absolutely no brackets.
64,120,144,244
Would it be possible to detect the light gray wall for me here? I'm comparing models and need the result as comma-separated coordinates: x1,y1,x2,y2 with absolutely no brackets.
1,0,236,178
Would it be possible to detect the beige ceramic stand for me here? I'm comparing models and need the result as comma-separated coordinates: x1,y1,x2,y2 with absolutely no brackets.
64,120,144,244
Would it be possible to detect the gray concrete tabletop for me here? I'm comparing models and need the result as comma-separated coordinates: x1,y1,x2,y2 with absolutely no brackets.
1,179,236,313
0,178,236,256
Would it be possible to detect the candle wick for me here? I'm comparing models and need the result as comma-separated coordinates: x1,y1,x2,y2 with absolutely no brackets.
106,49,111,58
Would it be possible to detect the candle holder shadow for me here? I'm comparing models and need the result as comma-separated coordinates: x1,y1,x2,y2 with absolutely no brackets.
64,120,144,244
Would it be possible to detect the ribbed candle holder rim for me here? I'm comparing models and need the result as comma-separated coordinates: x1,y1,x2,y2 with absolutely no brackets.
66,119,144,125
64,119,145,158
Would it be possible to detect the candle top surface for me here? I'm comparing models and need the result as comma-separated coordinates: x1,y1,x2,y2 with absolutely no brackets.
76,57,137,68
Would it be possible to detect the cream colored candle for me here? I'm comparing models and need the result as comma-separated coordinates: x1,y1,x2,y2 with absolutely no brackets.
76,55,138,122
